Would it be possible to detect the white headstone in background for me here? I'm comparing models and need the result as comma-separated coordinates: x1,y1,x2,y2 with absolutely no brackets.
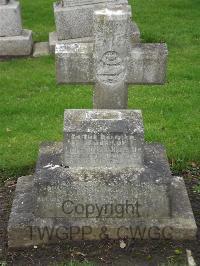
0,0,33,57
49,0,140,53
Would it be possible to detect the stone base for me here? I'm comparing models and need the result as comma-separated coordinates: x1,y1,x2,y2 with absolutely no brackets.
0,29,33,57
8,142,197,248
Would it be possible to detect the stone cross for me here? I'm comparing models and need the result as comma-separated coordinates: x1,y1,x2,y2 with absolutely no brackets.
56,5,168,109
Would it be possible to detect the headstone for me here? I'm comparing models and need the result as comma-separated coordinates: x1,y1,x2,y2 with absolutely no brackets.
0,0,22,37
56,5,167,109
8,6,197,248
0,0,33,57
49,0,140,53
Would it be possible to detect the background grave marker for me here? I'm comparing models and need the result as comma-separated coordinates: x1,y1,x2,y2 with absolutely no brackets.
0,0,33,57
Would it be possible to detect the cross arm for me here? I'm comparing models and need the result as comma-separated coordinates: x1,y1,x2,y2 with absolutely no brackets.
55,42,168,85
127,43,168,85
56,42,94,85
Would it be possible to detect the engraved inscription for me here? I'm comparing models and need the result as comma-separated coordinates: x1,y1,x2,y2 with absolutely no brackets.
97,51,126,83
55,43,80,54
65,133,143,167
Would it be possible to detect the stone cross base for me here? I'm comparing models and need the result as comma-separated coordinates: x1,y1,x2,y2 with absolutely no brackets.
63,110,144,169
7,110,197,247
0,0,33,56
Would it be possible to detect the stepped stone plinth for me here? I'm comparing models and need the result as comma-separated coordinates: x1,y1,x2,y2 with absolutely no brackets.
8,109,197,247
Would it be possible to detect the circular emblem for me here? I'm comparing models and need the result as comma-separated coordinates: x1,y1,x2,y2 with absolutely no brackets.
97,51,126,83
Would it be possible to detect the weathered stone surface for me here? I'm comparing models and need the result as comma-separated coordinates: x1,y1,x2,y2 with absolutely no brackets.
0,29,33,57
62,0,128,7
49,31,58,54
63,109,144,169
49,18,140,55
55,5,167,109
56,42,94,83
35,141,171,220
49,31,93,54
56,42,167,85
127,43,168,84
7,142,197,248
33,42,50,57
8,175,36,248
34,142,171,220
93,6,131,109
0,0,33,57
0,0,22,37
53,2,138,41
54,2,96,40
129,19,140,44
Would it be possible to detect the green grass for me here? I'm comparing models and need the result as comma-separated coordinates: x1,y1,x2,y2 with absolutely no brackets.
20,0,55,42
0,0,199,182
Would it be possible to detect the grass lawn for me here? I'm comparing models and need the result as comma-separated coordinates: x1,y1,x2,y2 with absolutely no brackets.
0,0,199,183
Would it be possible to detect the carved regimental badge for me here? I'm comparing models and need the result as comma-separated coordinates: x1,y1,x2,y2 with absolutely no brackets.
97,51,126,84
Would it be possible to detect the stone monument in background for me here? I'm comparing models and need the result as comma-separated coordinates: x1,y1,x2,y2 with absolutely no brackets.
49,0,140,53
8,5,197,248
0,0,33,57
